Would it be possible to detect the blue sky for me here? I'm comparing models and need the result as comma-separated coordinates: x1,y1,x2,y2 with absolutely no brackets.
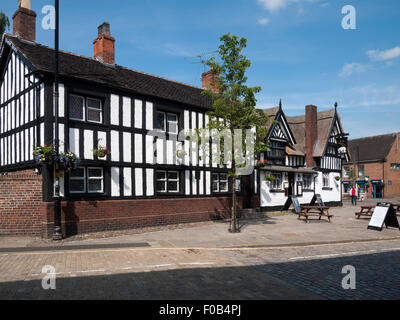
1,0,399,139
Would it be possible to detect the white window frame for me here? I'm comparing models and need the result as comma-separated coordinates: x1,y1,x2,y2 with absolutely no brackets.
270,172,282,190
86,98,103,124
167,113,178,134
69,167,86,194
303,174,312,190
212,173,229,193
154,111,178,134
156,170,179,193
69,95,103,124
323,173,330,188
87,167,104,194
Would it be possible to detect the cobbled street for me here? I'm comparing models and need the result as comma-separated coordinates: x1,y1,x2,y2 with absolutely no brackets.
1,201,400,300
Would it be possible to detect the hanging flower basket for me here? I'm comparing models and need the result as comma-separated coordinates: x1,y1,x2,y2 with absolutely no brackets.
33,145,57,166
54,151,80,173
93,146,110,158
33,146,79,175
265,173,275,182
257,160,268,167
335,176,341,181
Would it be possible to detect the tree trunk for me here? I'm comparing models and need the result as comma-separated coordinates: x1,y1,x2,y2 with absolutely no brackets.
230,175,239,233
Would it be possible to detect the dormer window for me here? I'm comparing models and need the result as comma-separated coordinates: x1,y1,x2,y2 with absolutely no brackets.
69,94,103,124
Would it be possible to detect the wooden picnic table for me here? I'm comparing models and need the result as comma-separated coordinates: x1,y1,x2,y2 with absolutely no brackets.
355,206,375,219
299,206,333,223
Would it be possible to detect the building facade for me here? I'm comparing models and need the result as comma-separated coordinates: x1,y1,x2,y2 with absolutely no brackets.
342,133,400,199
0,2,348,237
258,104,348,210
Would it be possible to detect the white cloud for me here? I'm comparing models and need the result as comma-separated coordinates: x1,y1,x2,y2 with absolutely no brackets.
258,18,270,25
339,63,366,77
367,46,400,61
257,0,319,12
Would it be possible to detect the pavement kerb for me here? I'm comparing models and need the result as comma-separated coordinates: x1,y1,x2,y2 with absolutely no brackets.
1,236,400,256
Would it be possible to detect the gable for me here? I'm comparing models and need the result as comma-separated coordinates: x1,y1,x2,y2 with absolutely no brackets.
0,42,39,106
267,110,296,146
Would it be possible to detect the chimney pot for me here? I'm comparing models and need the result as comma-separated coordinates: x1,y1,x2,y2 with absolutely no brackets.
98,22,110,37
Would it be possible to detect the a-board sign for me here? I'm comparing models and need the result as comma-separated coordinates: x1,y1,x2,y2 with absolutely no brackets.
282,196,301,214
291,196,301,214
368,203,400,232
310,194,325,207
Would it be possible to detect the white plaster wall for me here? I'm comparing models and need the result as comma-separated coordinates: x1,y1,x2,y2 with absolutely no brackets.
111,167,120,197
111,130,119,162
110,94,119,126
134,99,142,129
135,168,144,196
123,167,132,197
122,96,131,127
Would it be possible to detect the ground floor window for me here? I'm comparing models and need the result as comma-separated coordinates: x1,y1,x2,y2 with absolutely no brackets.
303,174,313,189
322,173,330,188
156,170,179,193
270,172,282,190
69,167,104,194
212,173,229,192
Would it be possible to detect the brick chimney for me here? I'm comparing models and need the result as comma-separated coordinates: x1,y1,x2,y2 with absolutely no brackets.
202,70,220,93
305,105,318,167
13,0,37,42
93,22,115,65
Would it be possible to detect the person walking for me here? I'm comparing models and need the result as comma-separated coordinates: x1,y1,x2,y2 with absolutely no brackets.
350,185,358,206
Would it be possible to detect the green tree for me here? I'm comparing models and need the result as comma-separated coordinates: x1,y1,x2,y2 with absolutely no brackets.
0,12,10,40
202,34,270,233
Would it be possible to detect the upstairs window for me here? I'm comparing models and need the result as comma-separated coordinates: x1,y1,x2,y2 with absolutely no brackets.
344,166,351,178
267,140,286,165
391,163,400,171
358,165,365,177
155,111,178,134
69,95,102,124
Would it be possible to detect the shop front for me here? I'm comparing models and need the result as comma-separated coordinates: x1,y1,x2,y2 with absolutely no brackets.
371,179,384,199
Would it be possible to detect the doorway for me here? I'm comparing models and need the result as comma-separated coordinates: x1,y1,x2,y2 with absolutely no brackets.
241,175,252,208
372,183,383,199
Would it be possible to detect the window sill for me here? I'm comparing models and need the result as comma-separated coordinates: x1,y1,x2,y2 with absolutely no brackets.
303,189,314,192
270,189,285,193
322,187,333,191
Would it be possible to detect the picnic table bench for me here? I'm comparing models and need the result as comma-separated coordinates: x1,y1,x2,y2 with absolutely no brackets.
355,206,375,219
299,206,333,223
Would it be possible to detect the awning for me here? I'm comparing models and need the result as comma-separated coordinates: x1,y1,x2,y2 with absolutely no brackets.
342,181,351,185
259,165,318,174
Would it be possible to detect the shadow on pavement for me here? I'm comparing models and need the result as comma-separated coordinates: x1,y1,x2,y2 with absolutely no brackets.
1,250,399,300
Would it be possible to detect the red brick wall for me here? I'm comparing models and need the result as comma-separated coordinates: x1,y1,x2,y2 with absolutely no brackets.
385,133,400,198
0,170,45,236
43,196,233,238
93,34,115,64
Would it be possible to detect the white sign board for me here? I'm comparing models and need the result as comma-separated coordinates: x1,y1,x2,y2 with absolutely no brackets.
368,206,389,230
